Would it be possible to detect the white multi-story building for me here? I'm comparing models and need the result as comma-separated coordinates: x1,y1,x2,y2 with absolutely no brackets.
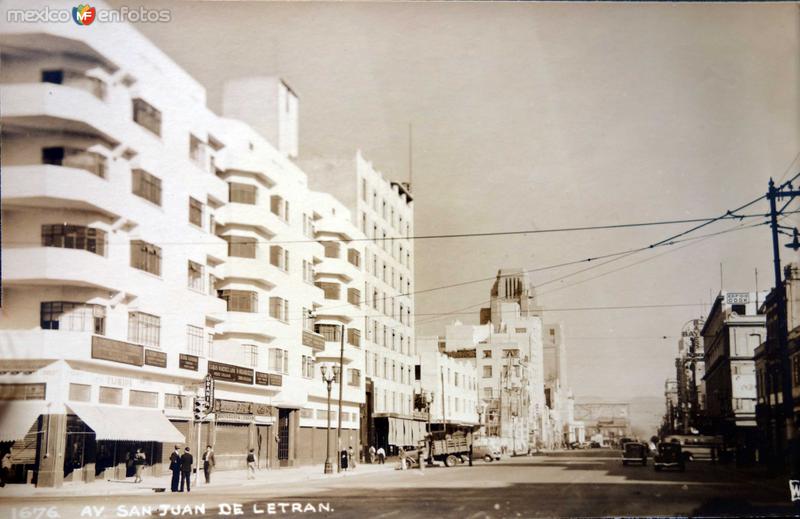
416,337,480,430
0,0,379,486
301,153,418,452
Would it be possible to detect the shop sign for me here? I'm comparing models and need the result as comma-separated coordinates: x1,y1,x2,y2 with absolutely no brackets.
0,383,46,400
255,372,283,387
208,361,254,384
144,349,167,368
91,336,143,366
179,354,199,371
726,292,750,305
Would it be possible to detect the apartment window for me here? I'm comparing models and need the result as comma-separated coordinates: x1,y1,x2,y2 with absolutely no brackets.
372,190,378,210
347,249,361,268
315,324,341,342
130,240,162,275
218,289,258,312
383,358,388,379
269,348,289,374
189,134,206,167
270,245,289,271
347,328,361,347
133,98,162,135
270,195,288,221
41,302,105,334
483,365,493,378
381,200,387,219
361,178,367,202
208,274,218,296
189,197,203,227
515,328,527,334
302,307,314,332
302,260,314,283
68,383,91,402
229,182,257,205
187,325,205,357
373,288,379,310
188,261,204,292
225,235,257,258
322,241,341,259
99,386,122,405
42,224,106,256
347,288,361,307
269,297,289,322
302,355,315,379
243,344,258,368
360,212,367,234
348,368,361,387
132,169,162,206
549,329,556,336
503,349,519,358
129,390,158,408
165,394,186,410
42,147,106,178
128,311,161,349
315,281,341,300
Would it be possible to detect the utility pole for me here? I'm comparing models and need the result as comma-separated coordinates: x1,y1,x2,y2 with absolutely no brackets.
337,324,345,472
766,177,800,477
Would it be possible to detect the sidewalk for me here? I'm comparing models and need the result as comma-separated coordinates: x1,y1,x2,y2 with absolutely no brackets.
1,462,395,498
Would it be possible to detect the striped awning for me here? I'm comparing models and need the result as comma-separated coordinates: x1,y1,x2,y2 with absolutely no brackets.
0,400,63,442
67,403,185,443
388,418,427,447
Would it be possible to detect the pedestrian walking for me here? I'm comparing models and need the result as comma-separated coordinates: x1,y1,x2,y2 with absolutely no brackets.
169,445,181,492
179,447,193,492
348,446,356,470
368,445,376,464
1,447,12,487
398,447,407,470
340,449,348,471
246,449,256,480
133,448,146,483
202,445,215,484
377,446,386,464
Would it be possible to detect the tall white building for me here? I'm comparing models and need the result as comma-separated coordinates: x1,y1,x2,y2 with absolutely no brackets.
301,154,419,453
0,0,380,486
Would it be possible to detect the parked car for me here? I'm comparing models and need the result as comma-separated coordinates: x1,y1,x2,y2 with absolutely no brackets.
653,442,685,472
590,441,602,449
473,444,502,462
621,442,648,466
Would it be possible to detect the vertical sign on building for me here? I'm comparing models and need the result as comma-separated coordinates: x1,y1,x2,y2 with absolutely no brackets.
204,374,215,408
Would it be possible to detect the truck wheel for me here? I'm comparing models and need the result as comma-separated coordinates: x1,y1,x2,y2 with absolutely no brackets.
444,455,458,467
484,455,492,463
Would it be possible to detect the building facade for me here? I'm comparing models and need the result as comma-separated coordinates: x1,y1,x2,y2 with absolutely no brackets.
301,153,417,454
701,291,767,463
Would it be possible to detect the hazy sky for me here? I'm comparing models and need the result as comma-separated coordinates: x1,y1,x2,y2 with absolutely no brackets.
122,1,799,403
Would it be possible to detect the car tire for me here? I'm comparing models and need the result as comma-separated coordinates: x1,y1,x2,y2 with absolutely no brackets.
484,455,492,463
444,455,458,467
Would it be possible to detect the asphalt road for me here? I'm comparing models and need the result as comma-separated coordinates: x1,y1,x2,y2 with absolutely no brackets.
1,450,796,518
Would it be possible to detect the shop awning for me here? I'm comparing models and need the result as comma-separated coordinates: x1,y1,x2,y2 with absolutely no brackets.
388,418,427,447
0,401,63,442
67,403,185,443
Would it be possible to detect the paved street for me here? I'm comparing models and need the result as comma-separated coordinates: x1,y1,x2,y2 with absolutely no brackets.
0,450,795,518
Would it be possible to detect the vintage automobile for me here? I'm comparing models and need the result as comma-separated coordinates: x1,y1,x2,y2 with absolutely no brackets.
653,442,685,472
662,434,723,462
621,441,648,466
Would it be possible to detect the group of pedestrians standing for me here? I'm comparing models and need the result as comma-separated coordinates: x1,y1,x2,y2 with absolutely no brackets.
367,445,387,464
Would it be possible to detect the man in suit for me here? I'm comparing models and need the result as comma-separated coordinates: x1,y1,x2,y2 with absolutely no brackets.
168,446,181,492
202,445,215,484
180,447,193,492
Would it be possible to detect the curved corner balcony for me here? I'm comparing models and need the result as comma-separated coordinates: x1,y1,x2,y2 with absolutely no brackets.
217,311,290,341
1,83,125,145
315,217,361,242
316,257,362,284
218,204,289,238
314,340,361,365
3,247,132,294
221,256,288,288
2,164,124,220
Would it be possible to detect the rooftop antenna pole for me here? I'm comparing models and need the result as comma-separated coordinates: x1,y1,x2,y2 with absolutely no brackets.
408,122,413,190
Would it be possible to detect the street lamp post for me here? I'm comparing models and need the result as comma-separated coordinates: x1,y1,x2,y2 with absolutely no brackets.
323,365,335,475
425,391,434,465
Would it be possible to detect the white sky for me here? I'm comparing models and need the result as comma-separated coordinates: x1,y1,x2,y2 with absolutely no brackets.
124,1,800,402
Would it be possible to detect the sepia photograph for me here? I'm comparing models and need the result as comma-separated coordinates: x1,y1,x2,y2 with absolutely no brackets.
0,0,798,517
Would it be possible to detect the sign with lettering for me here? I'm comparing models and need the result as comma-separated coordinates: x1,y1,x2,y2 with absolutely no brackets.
302,330,325,351
213,398,273,416
144,349,167,368
0,383,46,400
91,336,143,366
207,361,254,384
179,354,199,371
255,372,283,387
726,292,750,305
